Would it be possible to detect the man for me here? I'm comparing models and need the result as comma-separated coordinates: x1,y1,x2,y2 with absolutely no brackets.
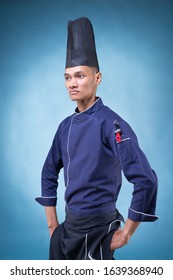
36,17,158,260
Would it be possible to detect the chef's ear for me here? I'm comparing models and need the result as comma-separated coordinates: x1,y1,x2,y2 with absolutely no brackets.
96,71,102,85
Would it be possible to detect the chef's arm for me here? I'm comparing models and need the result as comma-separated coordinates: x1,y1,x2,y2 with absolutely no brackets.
45,206,59,237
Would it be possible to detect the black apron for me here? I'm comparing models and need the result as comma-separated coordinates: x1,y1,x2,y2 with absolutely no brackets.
49,209,124,260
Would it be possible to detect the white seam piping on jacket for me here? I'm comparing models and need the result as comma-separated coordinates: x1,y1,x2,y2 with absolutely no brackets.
116,137,130,144
129,207,159,218
66,98,100,187
84,233,88,260
76,97,100,116
36,196,57,199
66,114,76,187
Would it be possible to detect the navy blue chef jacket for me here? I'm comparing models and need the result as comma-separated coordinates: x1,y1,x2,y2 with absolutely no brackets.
36,98,158,222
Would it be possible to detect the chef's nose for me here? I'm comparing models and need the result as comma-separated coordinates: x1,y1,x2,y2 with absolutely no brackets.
69,77,78,88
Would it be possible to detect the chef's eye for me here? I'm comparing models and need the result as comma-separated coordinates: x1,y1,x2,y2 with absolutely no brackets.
78,74,85,79
65,76,71,81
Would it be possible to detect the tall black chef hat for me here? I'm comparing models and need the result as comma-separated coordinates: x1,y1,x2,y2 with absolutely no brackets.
65,17,99,71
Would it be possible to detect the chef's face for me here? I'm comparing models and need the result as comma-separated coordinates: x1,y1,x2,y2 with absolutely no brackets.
64,66,101,102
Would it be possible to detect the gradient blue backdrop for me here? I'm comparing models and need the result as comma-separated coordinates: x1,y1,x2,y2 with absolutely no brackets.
0,0,172,260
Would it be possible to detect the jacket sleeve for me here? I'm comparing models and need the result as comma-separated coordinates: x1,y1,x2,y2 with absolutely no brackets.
112,120,158,222
35,125,63,206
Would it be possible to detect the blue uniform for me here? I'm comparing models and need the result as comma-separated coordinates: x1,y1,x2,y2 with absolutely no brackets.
36,97,158,222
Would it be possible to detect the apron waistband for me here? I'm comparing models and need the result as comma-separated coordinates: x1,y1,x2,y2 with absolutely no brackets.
65,208,124,233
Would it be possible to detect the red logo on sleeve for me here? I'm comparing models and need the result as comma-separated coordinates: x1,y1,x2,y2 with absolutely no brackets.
114,121,122,143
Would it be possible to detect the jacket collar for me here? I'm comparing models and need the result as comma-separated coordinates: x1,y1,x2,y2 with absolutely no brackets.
74,97,103,117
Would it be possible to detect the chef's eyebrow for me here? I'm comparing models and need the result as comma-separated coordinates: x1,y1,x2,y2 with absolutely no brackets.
64,71,85,76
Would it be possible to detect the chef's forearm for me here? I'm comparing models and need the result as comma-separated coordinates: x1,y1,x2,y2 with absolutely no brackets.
122,218,140,241
45,206,59,236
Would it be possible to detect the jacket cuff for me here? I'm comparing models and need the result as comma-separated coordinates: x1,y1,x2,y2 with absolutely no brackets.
128,208,159,222
35,197,57,206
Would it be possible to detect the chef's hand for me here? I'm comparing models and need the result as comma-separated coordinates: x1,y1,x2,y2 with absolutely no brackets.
49,225,59,238
110,228,128,250
110,219,140,251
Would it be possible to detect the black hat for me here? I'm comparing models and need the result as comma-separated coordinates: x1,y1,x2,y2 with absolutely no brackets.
65,17,99,70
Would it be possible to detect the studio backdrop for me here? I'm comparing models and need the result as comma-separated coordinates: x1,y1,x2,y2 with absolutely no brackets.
0,0,172,259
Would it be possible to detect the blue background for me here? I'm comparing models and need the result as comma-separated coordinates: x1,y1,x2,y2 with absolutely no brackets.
0,0,172,260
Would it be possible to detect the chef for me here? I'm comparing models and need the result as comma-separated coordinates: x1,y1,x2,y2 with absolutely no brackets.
36,17,158,260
